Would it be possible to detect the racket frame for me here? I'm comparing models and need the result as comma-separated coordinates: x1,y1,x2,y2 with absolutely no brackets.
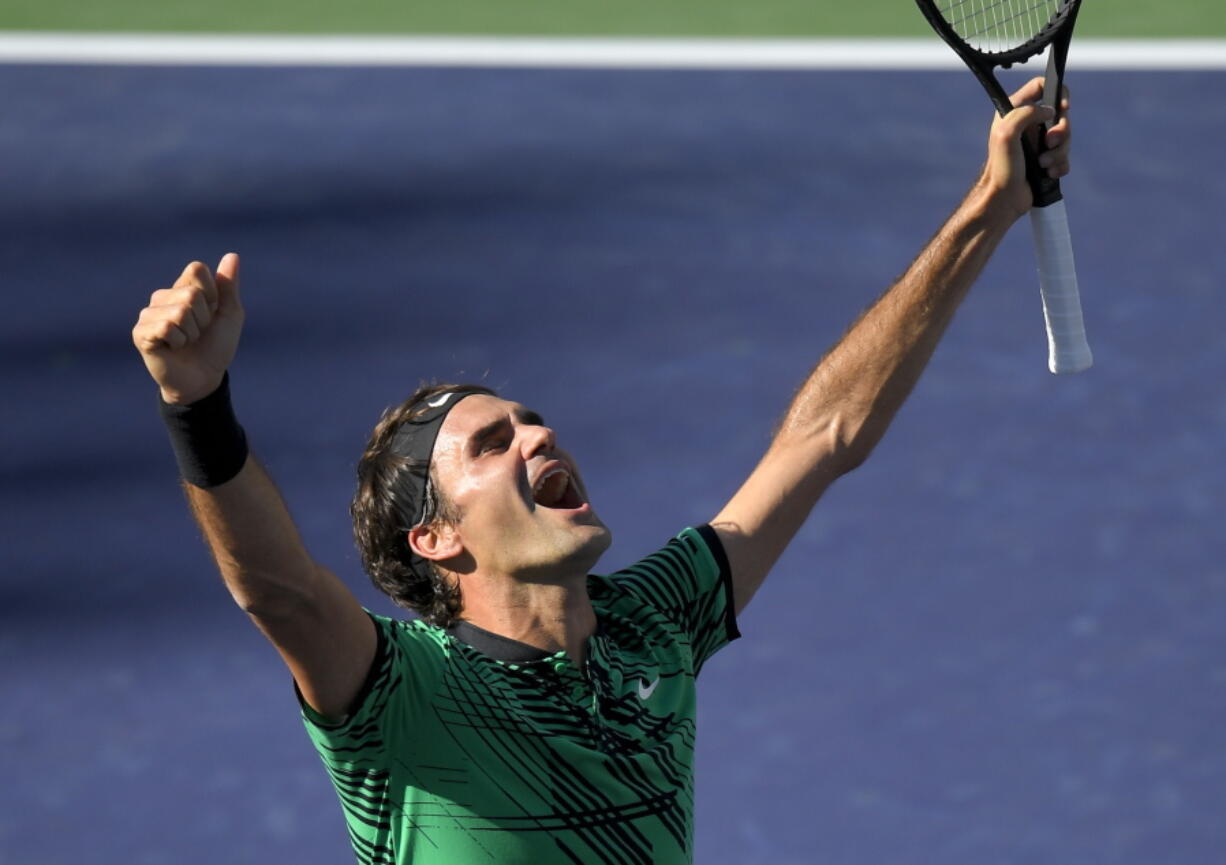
914,0,1083,206
914,0,1091,373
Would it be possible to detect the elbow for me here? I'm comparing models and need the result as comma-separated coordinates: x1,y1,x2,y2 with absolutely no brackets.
820,442,873,480
227,567,318,622
833,445,872,476
827,405,894,476
236,590,297,621
813,413,876,478
773,412,879,487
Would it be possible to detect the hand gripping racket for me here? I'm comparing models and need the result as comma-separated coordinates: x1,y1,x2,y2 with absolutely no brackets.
915,0,1092,374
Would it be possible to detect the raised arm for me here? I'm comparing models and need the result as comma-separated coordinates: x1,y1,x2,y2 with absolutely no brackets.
712,77,1072,615
132,254,375,719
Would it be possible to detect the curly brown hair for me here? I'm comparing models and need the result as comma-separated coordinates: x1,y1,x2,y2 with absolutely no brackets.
351,382,496,627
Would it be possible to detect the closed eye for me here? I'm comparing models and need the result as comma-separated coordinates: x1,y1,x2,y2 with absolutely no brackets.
471,417,514,456
478,437,509,455
469,408,545,457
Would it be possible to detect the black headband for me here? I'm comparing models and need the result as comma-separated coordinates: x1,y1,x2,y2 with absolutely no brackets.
389,388,486,529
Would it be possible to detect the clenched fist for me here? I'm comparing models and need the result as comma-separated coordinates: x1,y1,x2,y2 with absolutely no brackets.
132,253,244,405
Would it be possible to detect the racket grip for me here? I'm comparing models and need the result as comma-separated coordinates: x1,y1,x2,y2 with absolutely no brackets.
1029,199,1092,374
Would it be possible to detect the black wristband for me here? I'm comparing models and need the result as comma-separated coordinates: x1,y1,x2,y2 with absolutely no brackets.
158,372,249,488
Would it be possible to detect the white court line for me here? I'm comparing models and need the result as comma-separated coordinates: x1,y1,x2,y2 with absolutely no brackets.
1,33,1225,69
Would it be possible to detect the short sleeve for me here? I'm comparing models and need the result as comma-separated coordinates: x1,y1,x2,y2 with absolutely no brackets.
610,525,741,675
296,612,440,770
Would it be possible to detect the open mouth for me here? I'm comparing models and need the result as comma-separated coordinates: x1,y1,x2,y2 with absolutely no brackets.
531,465,586,511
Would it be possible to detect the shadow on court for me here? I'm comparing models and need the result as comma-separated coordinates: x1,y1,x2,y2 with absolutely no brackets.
1,65,1223,865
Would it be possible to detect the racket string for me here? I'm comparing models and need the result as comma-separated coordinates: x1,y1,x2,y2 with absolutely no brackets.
937,0,1061,52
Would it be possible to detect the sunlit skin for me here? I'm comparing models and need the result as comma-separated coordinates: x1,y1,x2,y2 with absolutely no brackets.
407,394,612,664
130,78,1075,721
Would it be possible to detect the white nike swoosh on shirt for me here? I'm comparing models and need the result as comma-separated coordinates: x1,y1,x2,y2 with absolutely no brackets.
637,677,659,700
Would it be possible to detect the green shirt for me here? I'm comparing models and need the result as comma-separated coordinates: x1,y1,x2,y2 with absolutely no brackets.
300,525,740,865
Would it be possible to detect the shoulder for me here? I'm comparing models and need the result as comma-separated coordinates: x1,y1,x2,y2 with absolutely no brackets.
594,525,731,611
372,612,451,663
602,525,728,586
304,612,451,728
592,526,740,673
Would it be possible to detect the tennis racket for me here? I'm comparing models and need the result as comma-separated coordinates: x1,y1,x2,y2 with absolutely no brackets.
915,0,1092,374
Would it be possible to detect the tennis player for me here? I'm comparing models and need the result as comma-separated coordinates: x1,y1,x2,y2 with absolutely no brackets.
132,77,1070,865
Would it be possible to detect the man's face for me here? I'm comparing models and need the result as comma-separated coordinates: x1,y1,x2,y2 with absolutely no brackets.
426,394,611,583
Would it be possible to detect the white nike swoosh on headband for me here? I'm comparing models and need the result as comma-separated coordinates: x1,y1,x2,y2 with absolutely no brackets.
427,393,455,408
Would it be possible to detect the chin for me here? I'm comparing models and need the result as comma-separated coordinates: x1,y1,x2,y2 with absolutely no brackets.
585,523,614,559
529,522,613,582
567,521,613,569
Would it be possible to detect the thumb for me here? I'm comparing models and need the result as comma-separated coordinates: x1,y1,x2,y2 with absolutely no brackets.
998,102,1055,142
215,252,242,313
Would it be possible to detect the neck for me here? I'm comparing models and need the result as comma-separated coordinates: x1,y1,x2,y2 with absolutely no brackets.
457,573,596,665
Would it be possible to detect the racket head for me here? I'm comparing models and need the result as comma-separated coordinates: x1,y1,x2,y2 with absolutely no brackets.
915,0,1092,375
915,0,1083,74
915,0,1082,202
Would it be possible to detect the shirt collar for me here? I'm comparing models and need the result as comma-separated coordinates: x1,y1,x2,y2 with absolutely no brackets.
445,617,607,663
445,619,555,662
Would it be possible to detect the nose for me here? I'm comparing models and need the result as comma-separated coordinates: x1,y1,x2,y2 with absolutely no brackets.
520,420,556,460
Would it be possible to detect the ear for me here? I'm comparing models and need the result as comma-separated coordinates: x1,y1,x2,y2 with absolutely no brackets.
407,522,464,564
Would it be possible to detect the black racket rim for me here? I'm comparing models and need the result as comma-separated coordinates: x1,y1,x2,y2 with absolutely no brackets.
915,0,1083,69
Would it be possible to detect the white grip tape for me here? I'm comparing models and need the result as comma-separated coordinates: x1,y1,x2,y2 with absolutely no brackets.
1030,199,1092,374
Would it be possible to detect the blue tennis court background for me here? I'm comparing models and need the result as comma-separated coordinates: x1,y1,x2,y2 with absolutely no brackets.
1,64,1223,864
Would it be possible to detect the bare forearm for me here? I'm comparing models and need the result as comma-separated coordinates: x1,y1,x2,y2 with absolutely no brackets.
136,256,376,718
184,454,323,617
711,81,1071,613
777,183,1014,473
